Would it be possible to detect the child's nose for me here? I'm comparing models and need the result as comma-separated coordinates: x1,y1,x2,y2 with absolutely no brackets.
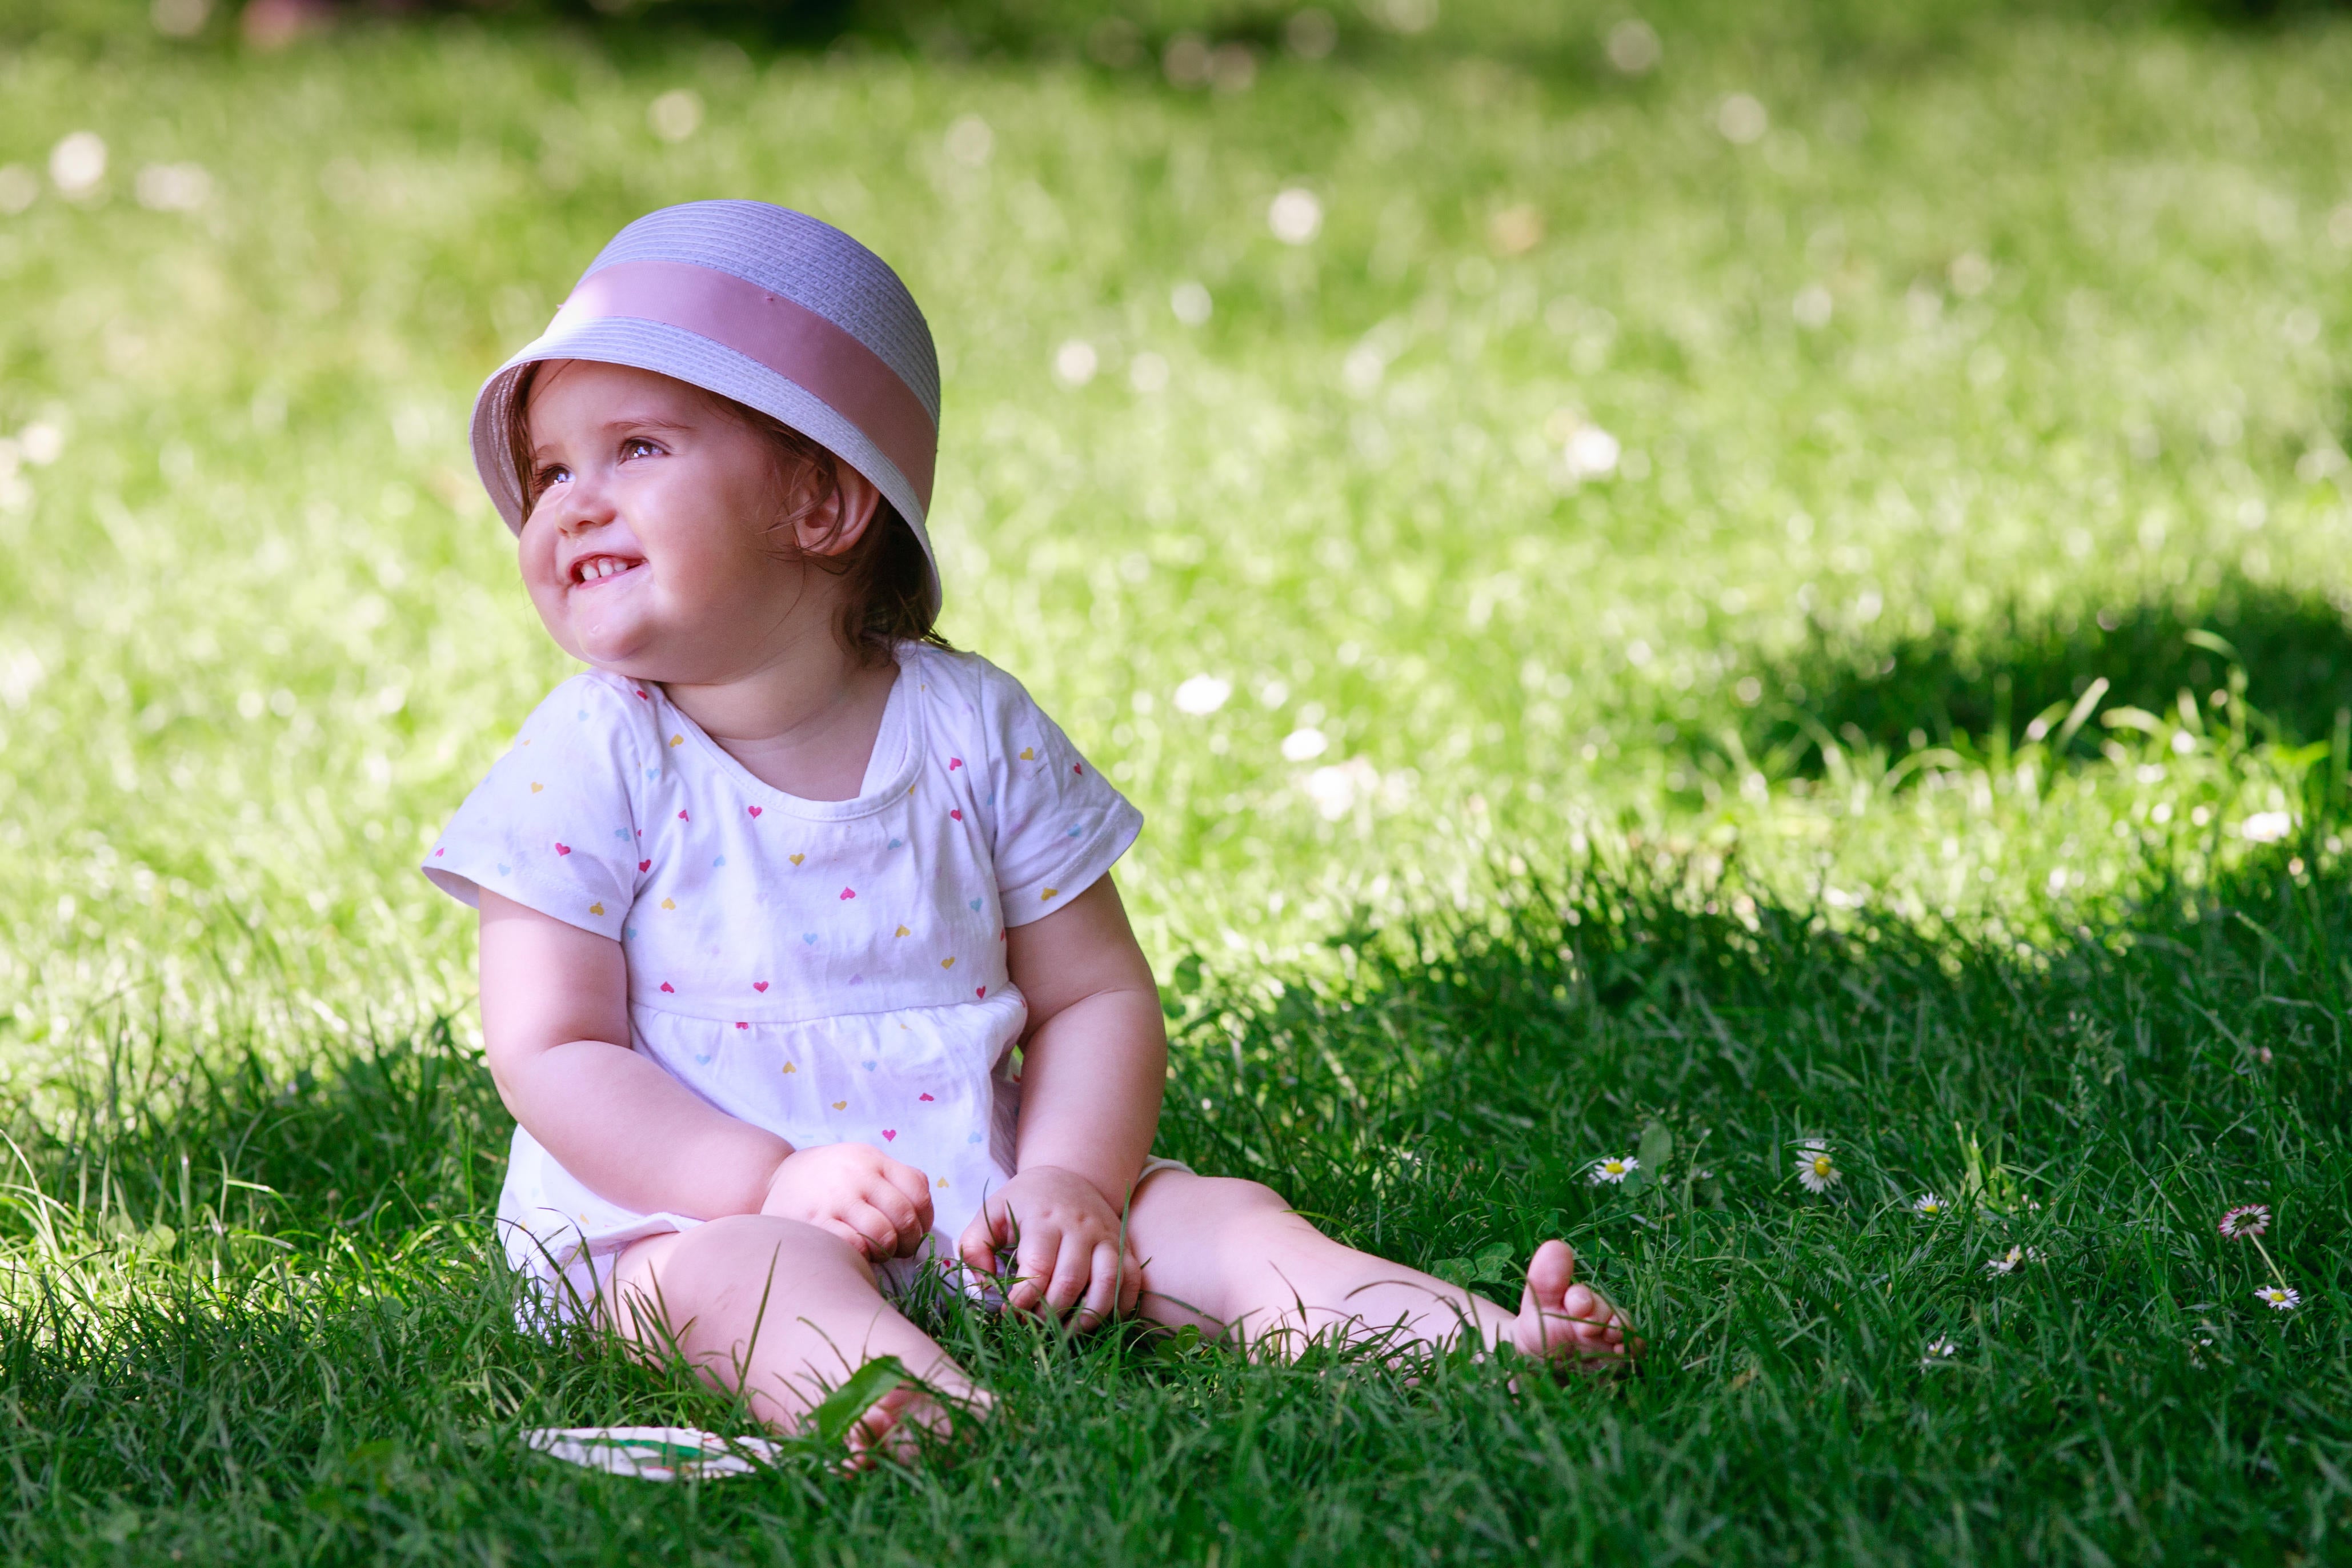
554,469,619,532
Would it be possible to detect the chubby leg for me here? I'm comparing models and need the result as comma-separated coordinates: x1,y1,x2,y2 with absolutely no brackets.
1124,1172,1635,1369
605,1215,989,1461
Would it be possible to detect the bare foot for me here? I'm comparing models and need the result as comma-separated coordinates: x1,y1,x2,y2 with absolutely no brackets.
1511,1240,1640,1372
840,1382,993,1470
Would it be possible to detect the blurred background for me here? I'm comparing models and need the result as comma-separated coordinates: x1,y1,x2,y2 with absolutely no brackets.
1,0,2349,1076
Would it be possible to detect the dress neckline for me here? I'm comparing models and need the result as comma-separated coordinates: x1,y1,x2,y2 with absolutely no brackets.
648,649,921,822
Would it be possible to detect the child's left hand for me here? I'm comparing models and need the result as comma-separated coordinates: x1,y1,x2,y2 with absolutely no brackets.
956,1165,1143,1330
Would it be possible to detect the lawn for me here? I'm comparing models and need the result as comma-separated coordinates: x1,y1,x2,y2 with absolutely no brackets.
0,0,2348,1561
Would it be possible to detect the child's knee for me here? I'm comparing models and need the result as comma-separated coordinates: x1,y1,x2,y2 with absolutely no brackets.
1136,1171,1299,1230
654,1214,876,1299
1208,1176,1295,1217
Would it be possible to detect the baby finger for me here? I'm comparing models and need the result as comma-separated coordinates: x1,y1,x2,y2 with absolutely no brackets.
1076,1240,1123,1330
1043,1232,1093,1318
843,1201,907,1261
1115,1242,1144,1320
956,1197,1006,1281
1007,1215,1063,1313
864,1182,927,1257
878,1156,936,1235
815,1214,878,1260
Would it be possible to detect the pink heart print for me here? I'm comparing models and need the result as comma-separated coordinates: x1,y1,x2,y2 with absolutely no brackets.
678,809,689,821
748,805,762,818
659,982,675,993
554,843,571,856
949,809,963,821
882,1129,897,1141
948,757,963,770
638,859,652,872
754,981,769,992
840,887,856,900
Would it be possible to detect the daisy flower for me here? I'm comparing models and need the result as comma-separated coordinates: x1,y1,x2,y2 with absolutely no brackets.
1589,1155,1638,1185
1923,1337,1958,1361
1796,1140,1841,1194
1912,1193,1946,1217
2218,1204,2297,1302
1983,1245,2041,1276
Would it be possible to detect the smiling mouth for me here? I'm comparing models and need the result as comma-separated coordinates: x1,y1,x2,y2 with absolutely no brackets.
570,555,644,586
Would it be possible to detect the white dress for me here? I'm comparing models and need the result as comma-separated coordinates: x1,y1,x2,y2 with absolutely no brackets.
422,642,1143,1317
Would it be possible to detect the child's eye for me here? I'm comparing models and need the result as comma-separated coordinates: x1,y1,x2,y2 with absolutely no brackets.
621,438,662,460
534,462,571,492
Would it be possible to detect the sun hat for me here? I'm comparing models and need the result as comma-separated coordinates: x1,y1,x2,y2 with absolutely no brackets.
468,200,944,612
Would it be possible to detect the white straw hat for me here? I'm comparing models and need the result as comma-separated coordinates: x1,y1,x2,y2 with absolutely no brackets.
469,200,943,612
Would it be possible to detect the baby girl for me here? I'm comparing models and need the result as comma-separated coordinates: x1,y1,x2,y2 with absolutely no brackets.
426,200,1635,1456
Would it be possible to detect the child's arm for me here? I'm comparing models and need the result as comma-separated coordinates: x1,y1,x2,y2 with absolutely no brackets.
958,872,1165,1325
1004,873,1167,1196
480,890,933,1257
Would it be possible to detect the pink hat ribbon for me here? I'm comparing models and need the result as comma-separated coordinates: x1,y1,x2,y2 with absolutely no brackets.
548,258,937,508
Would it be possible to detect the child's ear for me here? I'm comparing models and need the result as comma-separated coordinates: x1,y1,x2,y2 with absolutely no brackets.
794,463,883,559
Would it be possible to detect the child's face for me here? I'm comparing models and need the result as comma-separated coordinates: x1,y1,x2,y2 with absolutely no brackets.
516,360,830,680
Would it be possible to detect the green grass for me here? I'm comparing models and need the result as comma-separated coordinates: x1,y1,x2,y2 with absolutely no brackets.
1,2,2350,1561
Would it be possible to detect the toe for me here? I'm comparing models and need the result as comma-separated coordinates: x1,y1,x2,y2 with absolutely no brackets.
1526,1239,1577,1303
1513,1245,1574,1360
1512,1246,1642,1372
841,1385,946,1469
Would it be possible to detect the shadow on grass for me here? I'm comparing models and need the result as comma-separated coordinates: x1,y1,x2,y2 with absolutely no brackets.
0,837,2344,1561
1740,575,2352,771
1145,839,2350,1556
1162,836,2350,1255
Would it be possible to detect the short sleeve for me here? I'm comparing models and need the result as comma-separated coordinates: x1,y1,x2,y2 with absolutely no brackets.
977,662,1144,925
422,675,647,940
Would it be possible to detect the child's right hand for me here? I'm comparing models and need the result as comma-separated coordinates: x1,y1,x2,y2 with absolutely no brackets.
759,1143,936,1261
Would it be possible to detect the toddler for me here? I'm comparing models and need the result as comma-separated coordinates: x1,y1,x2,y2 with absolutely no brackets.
426,201,1634,1457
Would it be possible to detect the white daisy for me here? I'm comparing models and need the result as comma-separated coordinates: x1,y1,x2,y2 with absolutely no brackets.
1589,1155,1638,1185
1983,1245,2041,1276
2255,1284,2301,1312
1923,1337,1958,1361
1796,1140,1841,1194
1912,1193,1946,1217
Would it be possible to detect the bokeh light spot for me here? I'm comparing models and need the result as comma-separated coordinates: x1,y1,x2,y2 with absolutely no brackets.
647,90,704,143
1053,339,1099,386
49,133,107,197
1268,187,1323,244
1607,19,1661,75
1716,94,1768,145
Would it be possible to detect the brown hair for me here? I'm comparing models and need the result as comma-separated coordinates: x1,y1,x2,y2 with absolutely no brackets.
504,364,949,663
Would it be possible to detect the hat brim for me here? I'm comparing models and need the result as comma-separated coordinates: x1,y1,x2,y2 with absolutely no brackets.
468,315,941,616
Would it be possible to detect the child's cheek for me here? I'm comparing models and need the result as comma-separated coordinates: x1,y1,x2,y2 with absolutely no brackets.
518,527,560,592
